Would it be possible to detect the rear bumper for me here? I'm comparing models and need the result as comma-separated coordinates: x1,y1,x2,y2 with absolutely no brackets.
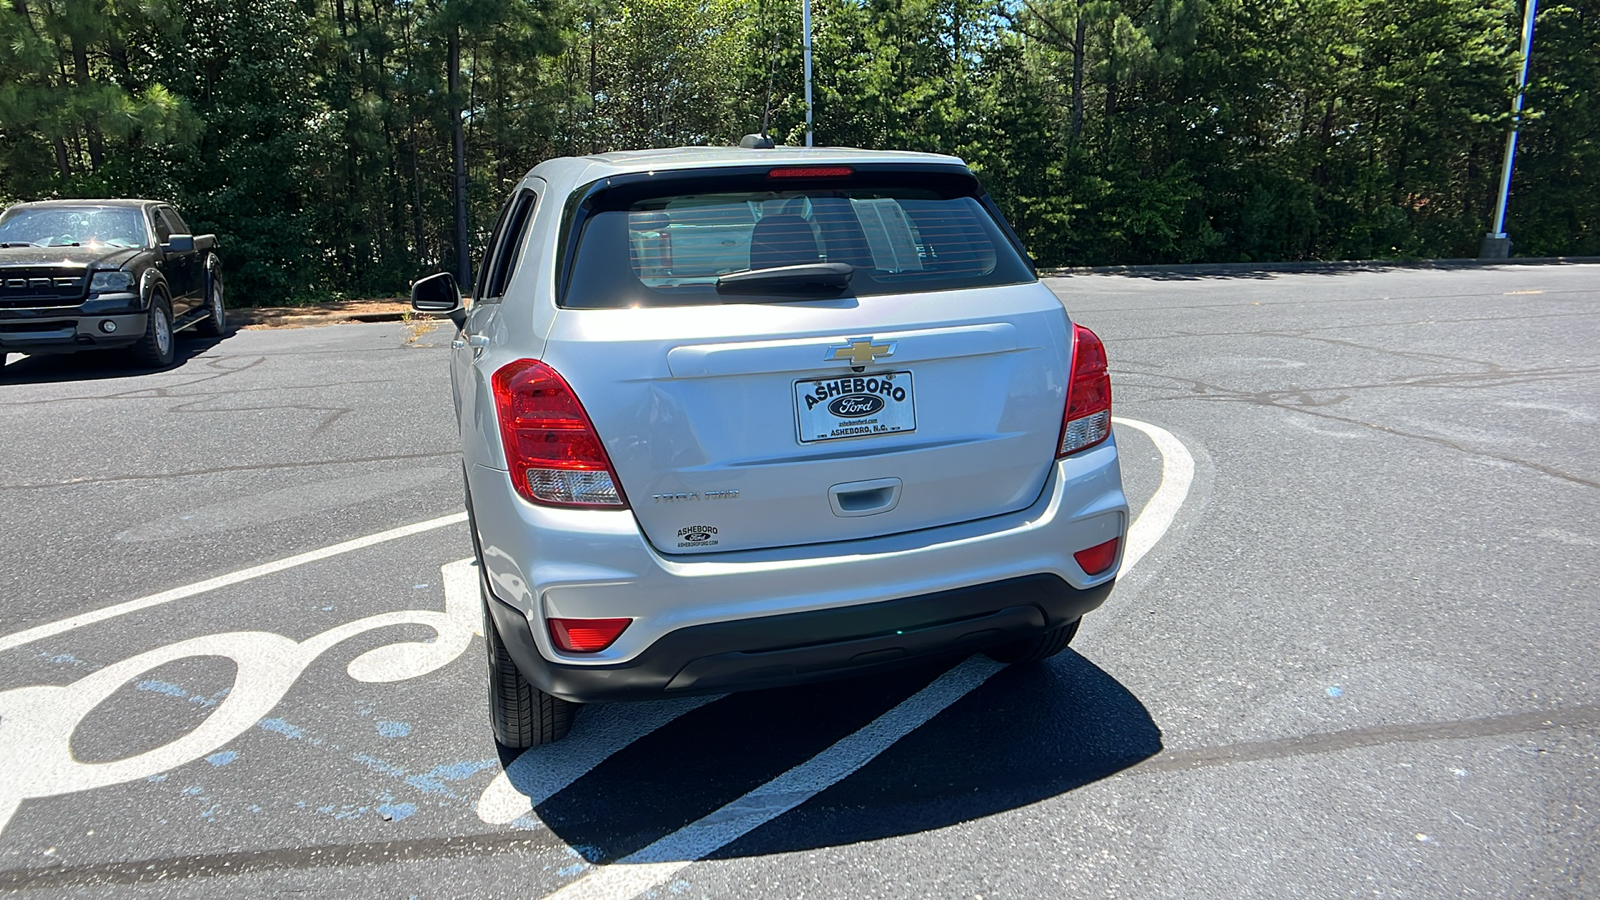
487,568,1114,703
470,434,1128,671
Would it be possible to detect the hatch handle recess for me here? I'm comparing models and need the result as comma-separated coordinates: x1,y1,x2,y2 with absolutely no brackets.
828,477,902,518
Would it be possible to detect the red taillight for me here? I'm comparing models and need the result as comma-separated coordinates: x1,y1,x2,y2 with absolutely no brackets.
1057,323,1112,457
491,359,628,508
549,617,632,653
1073,537,1120,576
767,166,854,179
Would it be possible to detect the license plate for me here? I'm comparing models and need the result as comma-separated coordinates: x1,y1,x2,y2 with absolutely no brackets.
794,371,916,443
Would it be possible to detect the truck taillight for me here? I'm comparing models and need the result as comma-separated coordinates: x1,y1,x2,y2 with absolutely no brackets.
491,359,628,508
1057,323,1112,457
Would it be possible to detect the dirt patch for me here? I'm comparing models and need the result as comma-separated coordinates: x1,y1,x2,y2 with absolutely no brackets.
232,299,441,330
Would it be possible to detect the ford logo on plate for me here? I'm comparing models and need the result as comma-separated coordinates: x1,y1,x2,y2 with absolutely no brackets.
828,394,885,418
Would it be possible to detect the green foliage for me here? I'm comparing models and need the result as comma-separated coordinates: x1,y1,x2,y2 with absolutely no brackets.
0,0,1593,302
1509,1,1600,256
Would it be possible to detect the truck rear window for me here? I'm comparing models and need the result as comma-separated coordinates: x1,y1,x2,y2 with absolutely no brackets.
561,169,1034,308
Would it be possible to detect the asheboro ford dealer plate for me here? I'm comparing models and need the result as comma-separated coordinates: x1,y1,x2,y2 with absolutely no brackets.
795,371,916,443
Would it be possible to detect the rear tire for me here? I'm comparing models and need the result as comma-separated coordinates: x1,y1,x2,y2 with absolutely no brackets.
194,258,226,337
485,595,578,748
983,618,1081,664
128,294,176,369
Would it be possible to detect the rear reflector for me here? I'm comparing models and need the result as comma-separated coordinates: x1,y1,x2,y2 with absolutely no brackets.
1073,538,1120,576
767,166,854,179
491,359,628,508
549,617,632,653
1057,323,1112,457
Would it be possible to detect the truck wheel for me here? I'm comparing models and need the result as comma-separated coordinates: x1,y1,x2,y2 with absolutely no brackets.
195,258,226,337
485,595,577,748
983,618,1081,664
128,294,176,369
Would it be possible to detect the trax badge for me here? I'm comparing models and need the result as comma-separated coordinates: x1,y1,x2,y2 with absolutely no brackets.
826,336,895,366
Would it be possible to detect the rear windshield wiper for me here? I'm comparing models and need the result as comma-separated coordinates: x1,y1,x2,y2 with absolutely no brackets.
716,262,853,294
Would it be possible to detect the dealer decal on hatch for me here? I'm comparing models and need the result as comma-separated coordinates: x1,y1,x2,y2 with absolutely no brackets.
676,525,719,548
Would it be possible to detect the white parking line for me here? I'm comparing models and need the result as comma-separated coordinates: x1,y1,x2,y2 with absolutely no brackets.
0,512,468,655
476,697,723,826
538,416,1195,900
1111,417,1196,573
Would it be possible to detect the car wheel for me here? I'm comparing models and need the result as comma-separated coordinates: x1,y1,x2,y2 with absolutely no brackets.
983,617,1081,664
485,592,578,748
128,293,176,369
195,259,226,337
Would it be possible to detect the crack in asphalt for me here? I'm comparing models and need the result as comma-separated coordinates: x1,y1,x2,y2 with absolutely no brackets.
0,377,396,410
1112,366,1600,490
1059,283,1600,315
0,830,569,890
1104,317,1599,371
1114,362,1600,398
0,451,461,490
1,704,1592,890
1133,704,1600,775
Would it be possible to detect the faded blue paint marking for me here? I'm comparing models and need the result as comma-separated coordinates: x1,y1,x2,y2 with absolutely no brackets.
1327,686,1344,698
351,753,408,778
206,750,238,767
404,759,498,796
135,679,222,707
183,786,203,796
39,651,94,669
377,802,417,822
375,721,412,738
259,718,304,739
136,680,191,699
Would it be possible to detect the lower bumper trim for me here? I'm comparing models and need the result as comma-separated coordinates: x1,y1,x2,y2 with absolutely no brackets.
485,570,1115,704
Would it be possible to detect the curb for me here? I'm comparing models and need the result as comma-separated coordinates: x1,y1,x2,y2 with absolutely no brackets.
1038,256,1600,278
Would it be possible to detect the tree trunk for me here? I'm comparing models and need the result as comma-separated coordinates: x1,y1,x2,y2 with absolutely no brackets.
588,8,598,153
54,140,72,179
1070,13,1086,140
72,38,104,171
449,27,471,288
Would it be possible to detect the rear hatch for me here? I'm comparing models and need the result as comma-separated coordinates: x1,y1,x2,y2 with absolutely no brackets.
542,163,1072,554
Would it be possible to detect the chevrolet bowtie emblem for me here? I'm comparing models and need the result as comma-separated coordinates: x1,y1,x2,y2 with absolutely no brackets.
826,337,895,366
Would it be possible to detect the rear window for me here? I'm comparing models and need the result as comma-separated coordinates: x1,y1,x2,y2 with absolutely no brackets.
561,168,1034,308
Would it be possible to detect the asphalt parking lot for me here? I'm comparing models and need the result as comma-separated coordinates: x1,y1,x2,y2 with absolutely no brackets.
1,263,1596,898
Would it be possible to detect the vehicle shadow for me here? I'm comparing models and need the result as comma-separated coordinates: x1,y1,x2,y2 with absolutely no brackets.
0,332,233,384
523,649,1160,863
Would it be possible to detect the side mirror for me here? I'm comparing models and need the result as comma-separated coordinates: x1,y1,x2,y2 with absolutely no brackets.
411,271,466,328
164,234,195,253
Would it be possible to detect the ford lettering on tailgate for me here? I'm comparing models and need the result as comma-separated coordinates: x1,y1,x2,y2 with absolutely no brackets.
795,372,916,443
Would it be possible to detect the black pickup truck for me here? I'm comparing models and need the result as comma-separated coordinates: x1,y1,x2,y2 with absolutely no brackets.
0,199,225,371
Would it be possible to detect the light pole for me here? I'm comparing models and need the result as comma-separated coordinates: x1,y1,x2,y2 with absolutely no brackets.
803,0,814,147
1481,0,1539,259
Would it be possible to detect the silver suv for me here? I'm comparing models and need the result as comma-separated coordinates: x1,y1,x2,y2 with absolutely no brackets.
414,147,1129,747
